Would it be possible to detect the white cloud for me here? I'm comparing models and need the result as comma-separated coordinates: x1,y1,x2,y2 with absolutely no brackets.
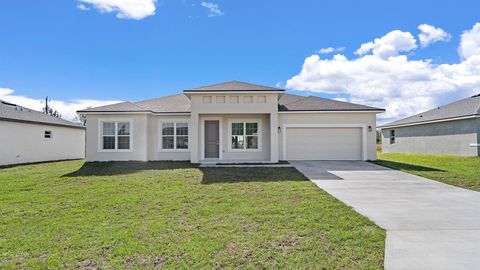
0,88,122,122
77,4,90,11
418,24,451,47
201,2,224,17
317,47,345,54
77,0,156,20
459,22,480,60
355,30,417,59
286,23,480,124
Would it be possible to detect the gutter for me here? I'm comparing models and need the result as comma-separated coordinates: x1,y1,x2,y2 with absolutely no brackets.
0,117,85,129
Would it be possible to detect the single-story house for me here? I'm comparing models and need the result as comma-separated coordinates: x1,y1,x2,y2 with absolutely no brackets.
78,81,384,163
381,94,480,156
0,100,86,166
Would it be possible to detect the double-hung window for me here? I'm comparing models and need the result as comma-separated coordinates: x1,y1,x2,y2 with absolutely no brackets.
231,121,260,150
101,121,131,150
161,122,189,150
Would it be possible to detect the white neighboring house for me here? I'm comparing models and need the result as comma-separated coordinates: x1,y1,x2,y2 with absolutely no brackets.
0,100,85,166
78,81,384,163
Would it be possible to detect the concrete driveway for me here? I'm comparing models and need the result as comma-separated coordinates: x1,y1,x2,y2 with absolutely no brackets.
291,160,480,270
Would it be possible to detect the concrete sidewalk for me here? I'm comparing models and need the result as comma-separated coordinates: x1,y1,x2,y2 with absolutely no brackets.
291,160,480,270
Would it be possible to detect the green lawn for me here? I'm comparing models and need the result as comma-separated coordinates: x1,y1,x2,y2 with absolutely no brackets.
0,160,384,269
373,152,480,191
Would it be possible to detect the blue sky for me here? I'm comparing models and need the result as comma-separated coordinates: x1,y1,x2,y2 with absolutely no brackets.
1,0,480,122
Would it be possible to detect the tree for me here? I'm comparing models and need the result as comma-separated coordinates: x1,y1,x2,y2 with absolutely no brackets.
42,97,62,118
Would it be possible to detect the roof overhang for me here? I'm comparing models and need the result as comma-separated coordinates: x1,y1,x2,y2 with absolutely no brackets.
278,110,385,114
0,117,85,129
380,114,479,129
76,111,191,115
183,90,285,95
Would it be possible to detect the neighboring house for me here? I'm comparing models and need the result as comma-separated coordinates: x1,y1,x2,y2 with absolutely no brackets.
0,100,85,166
77,81,384,163
381,94,480,156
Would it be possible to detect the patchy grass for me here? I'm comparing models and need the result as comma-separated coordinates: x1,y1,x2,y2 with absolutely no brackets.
0,160,385,269
373,152,480,191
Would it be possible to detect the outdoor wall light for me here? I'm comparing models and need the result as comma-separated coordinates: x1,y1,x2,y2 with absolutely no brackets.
368,125,372,132
278,126,281,133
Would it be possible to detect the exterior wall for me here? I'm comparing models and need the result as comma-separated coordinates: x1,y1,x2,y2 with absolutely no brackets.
278,112,378,160
189,93,279,162
381,118,480,156
147,115,191,161
197,114,271,161
85,114,148,161
190,93,278,114
0,120,85,166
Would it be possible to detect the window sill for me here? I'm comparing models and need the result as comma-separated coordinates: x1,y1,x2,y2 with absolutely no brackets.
158,149,190,152
98,149,133,153
228,149,262,153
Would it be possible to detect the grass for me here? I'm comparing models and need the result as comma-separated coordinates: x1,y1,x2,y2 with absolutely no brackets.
373,152,480,191
0,160,385,269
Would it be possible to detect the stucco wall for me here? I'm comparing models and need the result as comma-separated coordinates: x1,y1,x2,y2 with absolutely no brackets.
0,120,85,166
278,112,378,160
381,118,479,156
190,93,278,114
147,115,191,161
85,114,148,161
198,114,271,161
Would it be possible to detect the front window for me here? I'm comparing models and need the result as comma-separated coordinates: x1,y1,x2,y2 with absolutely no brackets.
162,122,189,150
231,122,259,150
102,121,131,150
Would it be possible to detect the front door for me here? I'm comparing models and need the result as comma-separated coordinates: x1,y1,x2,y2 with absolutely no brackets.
205,120,219,158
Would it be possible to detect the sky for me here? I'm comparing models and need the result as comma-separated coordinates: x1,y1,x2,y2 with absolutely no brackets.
1,0,480,123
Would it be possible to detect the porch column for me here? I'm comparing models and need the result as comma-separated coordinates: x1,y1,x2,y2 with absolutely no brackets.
270,112,279,162
190,112,199,163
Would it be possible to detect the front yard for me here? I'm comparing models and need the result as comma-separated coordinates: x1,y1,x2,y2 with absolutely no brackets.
0,161,384,269
373,152,480,191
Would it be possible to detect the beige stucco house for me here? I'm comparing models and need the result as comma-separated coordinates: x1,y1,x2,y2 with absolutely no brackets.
78,81,384,163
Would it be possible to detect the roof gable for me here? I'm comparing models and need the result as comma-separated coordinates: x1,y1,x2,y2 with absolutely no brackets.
184,80,283,92
382,94,480,128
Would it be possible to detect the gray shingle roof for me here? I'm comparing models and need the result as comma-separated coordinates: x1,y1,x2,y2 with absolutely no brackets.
278,94,384,111
77,101,149,113
381,94,480,128
77,82,384,113
135,94,190,113
184,80,283,92
0,100,85,129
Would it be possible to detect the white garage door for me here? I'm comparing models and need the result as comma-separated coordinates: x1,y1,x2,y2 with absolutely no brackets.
285,127,363,160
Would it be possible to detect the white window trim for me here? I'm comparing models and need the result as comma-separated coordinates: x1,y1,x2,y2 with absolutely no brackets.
227,119,262,152
282,124,368,161
97,119,133,152
158,121,190,152
44,130,53,140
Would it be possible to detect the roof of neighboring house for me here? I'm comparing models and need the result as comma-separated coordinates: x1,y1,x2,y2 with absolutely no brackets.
381,93,480,128
278,94,384,111
0,100,85,129
77,81,384,113
183,80,284,92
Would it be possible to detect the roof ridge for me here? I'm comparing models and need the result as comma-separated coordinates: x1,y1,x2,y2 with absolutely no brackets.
186,80,282,91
